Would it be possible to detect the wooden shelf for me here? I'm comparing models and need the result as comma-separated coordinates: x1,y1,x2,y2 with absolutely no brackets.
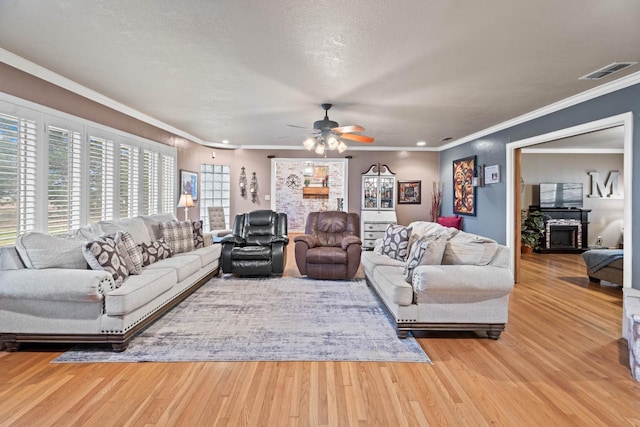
303,186,329,198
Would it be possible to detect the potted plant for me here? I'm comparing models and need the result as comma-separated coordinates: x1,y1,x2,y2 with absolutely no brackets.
521,210,547,253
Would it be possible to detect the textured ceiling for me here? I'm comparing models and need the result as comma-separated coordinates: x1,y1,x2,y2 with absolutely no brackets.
0,1,639,150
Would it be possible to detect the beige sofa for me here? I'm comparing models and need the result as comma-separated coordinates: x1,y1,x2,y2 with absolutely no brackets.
0,213,221,351
361,221,514,339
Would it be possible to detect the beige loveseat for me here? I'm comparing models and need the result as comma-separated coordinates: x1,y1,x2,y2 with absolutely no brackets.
0,213,221,351
362,221,514,339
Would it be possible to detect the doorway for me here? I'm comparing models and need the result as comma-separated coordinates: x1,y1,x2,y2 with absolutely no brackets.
506,112,633,288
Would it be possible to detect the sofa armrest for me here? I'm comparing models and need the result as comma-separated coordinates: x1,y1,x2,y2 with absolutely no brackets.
294,234,319,248
0,269,113,302
272,234,289,245
341,235,362,250
221,235,244,246
412,265,514,293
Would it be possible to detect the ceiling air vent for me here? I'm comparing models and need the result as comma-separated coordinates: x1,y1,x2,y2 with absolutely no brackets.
579,62,638,80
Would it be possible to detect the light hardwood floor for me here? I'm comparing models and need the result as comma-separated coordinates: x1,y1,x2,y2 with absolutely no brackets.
1,250,639,426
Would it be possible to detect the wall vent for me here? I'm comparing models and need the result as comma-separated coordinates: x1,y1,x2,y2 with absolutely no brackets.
579,62,638,80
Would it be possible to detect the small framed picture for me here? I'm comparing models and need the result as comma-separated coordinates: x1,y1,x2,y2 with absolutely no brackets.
180,170,198,201
398,180,421,204
484,165,500,184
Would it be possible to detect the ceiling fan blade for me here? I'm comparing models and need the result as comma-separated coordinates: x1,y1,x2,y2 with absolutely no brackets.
286,124,314,129
332,125,365,133
341,133,374,143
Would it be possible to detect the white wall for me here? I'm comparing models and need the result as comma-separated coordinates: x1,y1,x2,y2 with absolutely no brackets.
522,153,624,248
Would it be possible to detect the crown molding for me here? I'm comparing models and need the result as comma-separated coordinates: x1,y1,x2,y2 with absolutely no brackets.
521,147,624,154
439,70,640,151
0,48,205,145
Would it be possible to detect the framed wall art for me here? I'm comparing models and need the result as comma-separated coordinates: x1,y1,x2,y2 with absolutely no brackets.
398,180,421,204
484,164,500,184
452,156,476,215
180,170,198,201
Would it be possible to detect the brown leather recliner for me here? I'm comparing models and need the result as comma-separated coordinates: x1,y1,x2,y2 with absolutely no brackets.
294,211,362,280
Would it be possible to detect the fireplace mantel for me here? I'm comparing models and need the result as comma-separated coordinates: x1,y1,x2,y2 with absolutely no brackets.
529,207,591,254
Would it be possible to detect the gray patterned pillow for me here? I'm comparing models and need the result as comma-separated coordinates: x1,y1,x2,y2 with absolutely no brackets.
381,224,412,261
116,231,144,274
139,240,173,266
404,237,429,283
192,220,205,249
83,237,129,288
158,221,195,254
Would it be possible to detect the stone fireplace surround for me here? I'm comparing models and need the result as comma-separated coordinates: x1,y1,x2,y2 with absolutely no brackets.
545,219,582,250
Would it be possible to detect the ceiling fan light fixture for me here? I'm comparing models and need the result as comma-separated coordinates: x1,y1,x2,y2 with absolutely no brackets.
315,142,325,155
303,137,316,151
337,140,348,153
327,136,339,150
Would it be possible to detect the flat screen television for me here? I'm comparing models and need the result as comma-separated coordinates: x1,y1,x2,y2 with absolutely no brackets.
539,182,583,208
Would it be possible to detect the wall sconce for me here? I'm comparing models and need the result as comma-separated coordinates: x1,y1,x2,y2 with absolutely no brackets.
177,193,195,221
473,163,484,187
250,172,258,203
239,166,247,197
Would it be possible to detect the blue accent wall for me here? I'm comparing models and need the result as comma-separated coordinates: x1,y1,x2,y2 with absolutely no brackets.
441,82,640,288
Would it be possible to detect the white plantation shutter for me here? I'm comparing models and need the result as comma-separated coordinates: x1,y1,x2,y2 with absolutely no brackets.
0,96,178,246
119,143,140,218
88,136,115,222
161,154,176,213
47,125,82,235
143,149,159,215
0,113,37,246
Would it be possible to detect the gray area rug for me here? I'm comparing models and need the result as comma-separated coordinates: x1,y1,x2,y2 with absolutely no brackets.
53,276,430,363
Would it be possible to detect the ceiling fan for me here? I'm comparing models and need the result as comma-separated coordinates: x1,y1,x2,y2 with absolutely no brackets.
288,104,374,154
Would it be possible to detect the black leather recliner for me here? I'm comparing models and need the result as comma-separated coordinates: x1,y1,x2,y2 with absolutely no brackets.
221,210,289,276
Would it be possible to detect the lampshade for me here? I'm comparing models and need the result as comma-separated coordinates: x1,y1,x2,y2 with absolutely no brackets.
177,193,195,208
302,135,347,154
337,140,348,153
303,138,316,150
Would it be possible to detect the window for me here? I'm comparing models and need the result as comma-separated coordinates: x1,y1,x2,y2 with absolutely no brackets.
0,113,36,246
161,154,176,213
142,149,159,215
88,136,115,223
200,164,230,231
0,95,178,247
47,125,82,235
119,143,140,219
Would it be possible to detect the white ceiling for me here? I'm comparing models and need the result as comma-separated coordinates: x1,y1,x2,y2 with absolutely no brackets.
0,1,639,151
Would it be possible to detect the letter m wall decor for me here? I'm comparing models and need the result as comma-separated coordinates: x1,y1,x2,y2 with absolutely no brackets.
587,171,623,199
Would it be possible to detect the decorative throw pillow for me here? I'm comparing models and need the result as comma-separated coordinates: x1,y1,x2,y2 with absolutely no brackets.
381,224,412,261
15,232,88,270
138,240,173,266
158,221,195,254
112,233,136,275
437,215,463,230
83,237,129,288
419,235,447,266
116,231,144,274
192,220,205,249
373,238,384,255
404,235,447,284
404,236,430,283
